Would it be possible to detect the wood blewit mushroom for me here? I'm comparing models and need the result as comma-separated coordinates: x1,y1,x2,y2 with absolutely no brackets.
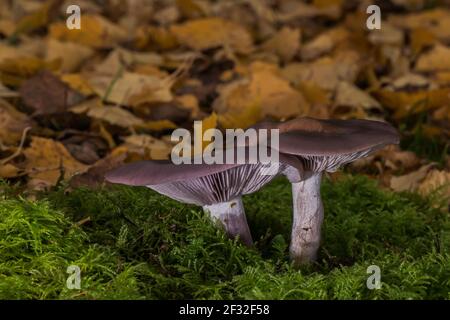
259,117,400,266
105,148,302,247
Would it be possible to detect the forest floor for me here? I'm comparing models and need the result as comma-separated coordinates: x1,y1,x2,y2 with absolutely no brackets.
1,175,449,299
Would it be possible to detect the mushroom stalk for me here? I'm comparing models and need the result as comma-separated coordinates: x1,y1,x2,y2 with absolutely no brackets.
203,197,253,246
290,172,323,266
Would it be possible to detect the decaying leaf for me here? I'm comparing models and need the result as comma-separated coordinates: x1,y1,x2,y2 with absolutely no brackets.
390,163,435,193
415,44,450,73
0,98,33,146
20,71,85,115
23,136,89,188
46,39,94,73
170,17,253,54
262,27,301,63
87,105,144,128
49,14,127,48
88,72,172,107
214,62,309,121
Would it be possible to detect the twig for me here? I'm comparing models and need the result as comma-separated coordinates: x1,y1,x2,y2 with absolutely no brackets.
1,126,31,165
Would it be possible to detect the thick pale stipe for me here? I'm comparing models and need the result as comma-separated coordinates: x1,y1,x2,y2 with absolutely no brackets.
290,172,323,266
203,197,253,246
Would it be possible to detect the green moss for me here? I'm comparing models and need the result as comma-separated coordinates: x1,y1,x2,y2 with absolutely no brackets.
0,175,449,299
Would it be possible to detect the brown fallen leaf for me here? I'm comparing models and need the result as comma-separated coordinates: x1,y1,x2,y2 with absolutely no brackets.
20,71,85,115
87,105,144,128
88,72,172,107
261,26,301,63
49,14,127,48
69,152,126,189
281,50,362,91
0,98,33,146
170,17,253,54
123,134,174,160
390,163,435,193
214,61,309,121
389,8,450,43
0,163,21,179
0,56,61,87
374,87,450,119
415,44,450,73
46,39,94,73
418,169,450,200
23,136,89,188
333,82,383,119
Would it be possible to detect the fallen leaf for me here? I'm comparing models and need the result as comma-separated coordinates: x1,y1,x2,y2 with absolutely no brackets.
69,153,126,189
87,105,144,128
20,71,85,115
23,136,89,188
0,163,21,178
0,98,33,146
333,82,382,119
390,163,434,192
214,61,309,121
389,8,450,42
60,73,95,96
46,39,94,72
88,72,172,106
281,50,361,90
418,169,450,200
262,27,301,63
170,17,253,54
415,44,450,72
49,14,127,48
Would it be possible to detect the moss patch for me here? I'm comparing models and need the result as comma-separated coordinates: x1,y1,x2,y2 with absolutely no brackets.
0,175,449,299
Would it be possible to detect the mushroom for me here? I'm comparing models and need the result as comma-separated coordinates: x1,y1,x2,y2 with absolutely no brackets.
105,147,302,247
255,118,400,266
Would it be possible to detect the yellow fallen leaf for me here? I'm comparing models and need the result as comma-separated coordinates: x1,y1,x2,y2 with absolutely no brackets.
214,61,309,120
418,170,450,201
139,120,177,131
390,164,434,192
0,98,32,146
415,44,450,72
281,50,361,90
60,74,95,96
123,134,173,160
333,81,383,119
218,99,261,129
0,57,61,86
0,163,21,178
194,112,217,153
88,72,172,107
49,14,127,48
262,27,301,63
389,8,450,42
14,0,55,35
46,39,94,72
170,17,253,54
410,28,436,55
87,105,144,128
175,94,201,118
24,137,89,188
374,88,450,119
176,0,208,18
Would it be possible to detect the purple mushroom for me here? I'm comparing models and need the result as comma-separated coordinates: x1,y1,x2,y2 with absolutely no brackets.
258,117,400,266
105,147,302,247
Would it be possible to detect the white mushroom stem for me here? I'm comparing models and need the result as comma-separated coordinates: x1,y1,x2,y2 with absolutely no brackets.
290,172,324,266
203,197,253,246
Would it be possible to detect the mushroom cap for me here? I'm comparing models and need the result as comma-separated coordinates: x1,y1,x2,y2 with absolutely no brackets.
105,146,303,206
252,117,399,172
